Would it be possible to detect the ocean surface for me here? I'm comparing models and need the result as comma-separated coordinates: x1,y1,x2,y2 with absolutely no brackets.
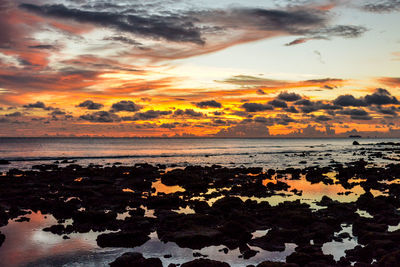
0,137,397,171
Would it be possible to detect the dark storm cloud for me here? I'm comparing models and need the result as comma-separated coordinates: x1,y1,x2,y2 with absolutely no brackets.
314,25,368,39
242,103,274,112
333,89,398,107
50,109,66,116
315,115,332,122
364,88,399,105
213,111,224,116
23,101,53,110
374,106,398,116
304,78,344,84
231,110,251,118
256,89,266,95
285,37,309,46
268,99,288,108
19,3,205,44
333,95,367,107
277,91,302,102
275,114,296,125
294,100,342,113
159,123,176,129
337,108,372,120
285,25,367,46
173,109,203,117
299,105,319,113
254,116,274,125
213,119,229,125
103,36,142,46
20,2,367,50
23,101,46,109
126,110,172,120
294,99,313,106
195,100,222,109
5,111,22,117
233,8,325,33
110,100,141,112
285,106,299,113
80,111,120,123
77,100,104,110
363,0,400,13
28,44,56,50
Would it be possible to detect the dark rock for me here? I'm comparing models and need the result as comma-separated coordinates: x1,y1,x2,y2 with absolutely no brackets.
109,252,162,267
353,141,360,145
193,252,207,257
242,248,258,259
266,181,290,191
181,259,230,267
286,245,335,266
43,224,72,235
219,247,229,254
0,160,10,165
97,231,150,248
256,262,298,267
378,250,400,266
212,197,243,211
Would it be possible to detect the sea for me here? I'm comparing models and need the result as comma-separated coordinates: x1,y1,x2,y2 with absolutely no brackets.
0,137,398,172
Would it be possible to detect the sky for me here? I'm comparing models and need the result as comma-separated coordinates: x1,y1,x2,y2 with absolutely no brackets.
0,0,399,137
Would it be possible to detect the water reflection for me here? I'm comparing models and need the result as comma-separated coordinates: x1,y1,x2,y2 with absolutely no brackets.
130,232,297,267
152,180,184,195
0,212,99,266
322,224,358,261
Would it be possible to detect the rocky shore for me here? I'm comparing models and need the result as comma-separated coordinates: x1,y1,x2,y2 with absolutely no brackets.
1,156,400,266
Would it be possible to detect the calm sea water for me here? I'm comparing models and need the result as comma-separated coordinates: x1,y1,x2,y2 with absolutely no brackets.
0,137,397,171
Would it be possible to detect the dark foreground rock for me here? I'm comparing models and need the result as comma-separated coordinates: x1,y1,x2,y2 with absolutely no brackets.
97,231,150,248
378,250,400,266
181,258,230,267
2,161,400,266
256,261,299,267
109,252,162,267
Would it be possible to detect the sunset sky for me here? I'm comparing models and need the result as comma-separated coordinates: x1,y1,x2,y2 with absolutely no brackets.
0,0,399,137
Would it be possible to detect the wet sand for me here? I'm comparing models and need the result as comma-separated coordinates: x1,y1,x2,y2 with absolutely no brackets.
1,143,400,266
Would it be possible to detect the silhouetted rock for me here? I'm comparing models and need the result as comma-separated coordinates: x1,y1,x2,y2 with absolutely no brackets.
256,262,298,267
97,231,150,248
109,252,162,267
181,258,230,267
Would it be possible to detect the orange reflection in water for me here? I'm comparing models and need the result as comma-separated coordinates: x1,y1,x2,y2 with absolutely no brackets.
152,180,185,195
122,188,134,193
261,172,365,205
